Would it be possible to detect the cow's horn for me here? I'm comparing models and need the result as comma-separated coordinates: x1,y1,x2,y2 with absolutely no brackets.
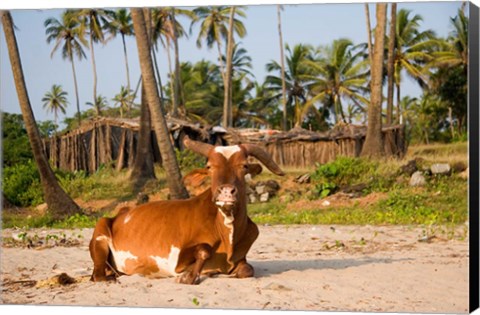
242,144,285,176
183,136,213,157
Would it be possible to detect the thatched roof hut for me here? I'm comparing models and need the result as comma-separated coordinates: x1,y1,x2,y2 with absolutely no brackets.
43,117,406,172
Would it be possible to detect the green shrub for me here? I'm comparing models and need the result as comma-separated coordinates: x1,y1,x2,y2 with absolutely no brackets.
3,160,44,206
176,148,205,172
312,156,378,187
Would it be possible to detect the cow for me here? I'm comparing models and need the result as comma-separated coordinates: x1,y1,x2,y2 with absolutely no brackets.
89,136,285,284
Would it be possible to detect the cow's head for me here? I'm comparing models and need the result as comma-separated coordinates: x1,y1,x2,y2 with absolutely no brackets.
183,137,284,219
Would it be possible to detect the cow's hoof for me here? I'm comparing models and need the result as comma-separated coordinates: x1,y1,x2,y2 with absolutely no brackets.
177,272,200,285
235,261,254,278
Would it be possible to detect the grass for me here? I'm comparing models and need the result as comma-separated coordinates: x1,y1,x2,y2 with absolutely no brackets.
2,142,469,230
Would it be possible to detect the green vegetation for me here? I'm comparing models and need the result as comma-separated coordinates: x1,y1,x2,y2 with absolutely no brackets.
2,142,468,230
250,171,467,226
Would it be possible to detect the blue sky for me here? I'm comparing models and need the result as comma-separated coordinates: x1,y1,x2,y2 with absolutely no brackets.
0,1,465,125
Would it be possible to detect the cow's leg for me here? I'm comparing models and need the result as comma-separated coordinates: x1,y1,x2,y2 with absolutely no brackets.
233,259,255,278
177,243,212,285
89,217,114,282
231,217,259,278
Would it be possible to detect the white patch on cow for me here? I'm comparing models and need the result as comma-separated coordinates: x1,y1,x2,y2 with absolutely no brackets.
111,250,138,273
149,245,181,277
214,145,241,160
99,236,138,273
218,208,234,244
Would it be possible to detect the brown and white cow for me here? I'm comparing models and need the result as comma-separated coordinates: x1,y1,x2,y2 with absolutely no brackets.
89,137,284,284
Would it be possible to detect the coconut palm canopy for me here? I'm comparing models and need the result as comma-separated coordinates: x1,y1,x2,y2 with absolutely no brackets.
1,2,467,142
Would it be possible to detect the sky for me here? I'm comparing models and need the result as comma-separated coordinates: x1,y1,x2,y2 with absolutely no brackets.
0,0,466,126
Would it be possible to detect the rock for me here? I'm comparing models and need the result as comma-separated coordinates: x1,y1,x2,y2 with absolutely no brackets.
459,168,468,180
409,171,426,187
255,185,266,195
265,180,281,191
36,203,49,214
452,161,467,173
248,194,258,204
136,193,149,205
321,200,331,206
260,192,270,202
294,173,311,184
430,163,451,176
341,183,368,194
400,159,418,176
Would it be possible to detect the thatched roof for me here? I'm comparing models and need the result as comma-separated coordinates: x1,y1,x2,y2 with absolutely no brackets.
221,123,405,145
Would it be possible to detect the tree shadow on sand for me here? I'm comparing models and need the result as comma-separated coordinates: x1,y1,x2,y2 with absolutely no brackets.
251,257,413,277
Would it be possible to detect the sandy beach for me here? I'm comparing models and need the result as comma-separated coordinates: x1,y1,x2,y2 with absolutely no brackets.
1,224,469,313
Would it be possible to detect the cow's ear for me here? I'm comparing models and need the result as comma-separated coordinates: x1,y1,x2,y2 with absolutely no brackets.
183,168,209,187
246,163,263,177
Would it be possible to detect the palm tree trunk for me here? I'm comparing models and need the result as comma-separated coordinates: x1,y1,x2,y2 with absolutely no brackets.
277,5,288,131
90,34,98,107
166,39,176,113
70,54,81,126
364,4,373,64
223,6,235,128
216,40,227,84
130,83,156,190
386,3,397,125
131,8,189,200
396,81,401,124
2,11,80,218
361,3,387,158
121,33,131,91
152,47,165,101
171,8,184,118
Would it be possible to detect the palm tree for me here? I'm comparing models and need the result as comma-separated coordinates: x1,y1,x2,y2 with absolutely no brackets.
191,6,246,79
2,11,81,218
45,10,87,126
151,7,196,117
106,9,134,91
427,9,468,133
75,8,112,105
42,84,68,132
131,7,189,200
386,3,397,125
192,6,246,126
223,6,236,127
429,9,468,71
277,5,288,131
265,43,313,128
112,86,134,118
86,95,108,118
177,60,224,124
303,39,370,125
393,9,436,122
361,3,387,158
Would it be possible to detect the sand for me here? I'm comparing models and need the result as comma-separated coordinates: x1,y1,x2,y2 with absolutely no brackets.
0,224,469,313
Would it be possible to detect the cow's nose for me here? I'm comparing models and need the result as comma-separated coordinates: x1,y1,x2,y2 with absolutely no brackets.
215,185,238,206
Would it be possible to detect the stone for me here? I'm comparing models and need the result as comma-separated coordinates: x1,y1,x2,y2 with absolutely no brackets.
36,203,48,214
459,168,468,180
430,163,451,176
452,161,467,173
400,159,418,176
248,194,258,204
260,192,270,202
255,185,266,195
294,173,311,184
409,171,426,187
